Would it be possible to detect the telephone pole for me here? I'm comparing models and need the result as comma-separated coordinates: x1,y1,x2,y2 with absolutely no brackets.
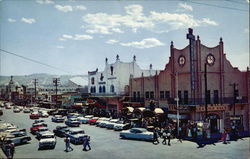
33,79,38,104
204,63,208,121
53,78,60,109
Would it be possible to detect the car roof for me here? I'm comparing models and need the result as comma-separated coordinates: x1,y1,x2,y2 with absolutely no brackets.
41,132,54,136
131,128,147,131
68,128,84,132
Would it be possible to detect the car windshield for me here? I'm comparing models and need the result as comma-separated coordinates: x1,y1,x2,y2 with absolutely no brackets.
39,128,48,131
70,130,84,135
41,135,54,139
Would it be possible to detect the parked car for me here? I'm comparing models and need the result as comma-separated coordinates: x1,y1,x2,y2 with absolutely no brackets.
13,108,20,113
33,119,45,124
51,115,65,123
67,113,80,119
38,132,56,149
99,118,112,128
105,119,120,129
95,117,108,126
88,117,99,125
114,123,131,131
4,131,31,145
30,125,46,134
78,115,93,124
65,118,80,127
30,112,40,119
5,104,11,109
36,127,50,137
23,108,31,113
119,128,154,141
40,112,49,118
65,128,86,144
53,126,70,137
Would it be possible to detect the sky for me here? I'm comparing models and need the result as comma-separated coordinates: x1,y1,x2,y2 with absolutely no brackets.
0,0,249,76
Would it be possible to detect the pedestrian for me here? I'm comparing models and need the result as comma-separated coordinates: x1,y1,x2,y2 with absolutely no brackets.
221,129,227,144
162,127,168,145
5,141,11,159
152,129,159,145
166,126,172,146
64,136,73,152
83,136,91,151
9,141,15,159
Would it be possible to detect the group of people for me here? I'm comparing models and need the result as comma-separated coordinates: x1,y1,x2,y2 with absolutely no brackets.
64,136,91,152
152,126,182,146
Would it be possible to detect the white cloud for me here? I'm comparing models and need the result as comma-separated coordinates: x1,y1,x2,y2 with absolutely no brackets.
74,34,93,40
244,28,249,33
60,34,93,41
62,34,73,39
8,18,16,22
120,38,165,49
56,46,64,49
106,39,119,44
74,5,86,10
246,0,249,3
201,18,218,26
36,0,54,4
178,3,193,11
21,17,36,24
55,5,73,12
59,38,66,41
82,4,218,34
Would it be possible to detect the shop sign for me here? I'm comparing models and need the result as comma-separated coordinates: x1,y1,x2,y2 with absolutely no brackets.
230,116,241,120
168,105,190,111
196,106,226,112
167,114,189,119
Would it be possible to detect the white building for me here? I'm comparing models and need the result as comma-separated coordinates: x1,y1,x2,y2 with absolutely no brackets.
88,55,158,96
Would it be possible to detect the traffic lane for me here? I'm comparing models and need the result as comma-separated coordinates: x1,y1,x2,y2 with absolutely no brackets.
1,109,250,159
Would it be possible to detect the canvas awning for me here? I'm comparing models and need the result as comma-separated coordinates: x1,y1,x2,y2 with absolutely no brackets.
154,108,164,114
126,107,134,113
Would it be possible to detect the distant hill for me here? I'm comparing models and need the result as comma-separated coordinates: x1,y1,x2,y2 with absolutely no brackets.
0,73,88,87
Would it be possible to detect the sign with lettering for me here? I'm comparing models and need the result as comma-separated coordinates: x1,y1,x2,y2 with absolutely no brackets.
196,106,226,112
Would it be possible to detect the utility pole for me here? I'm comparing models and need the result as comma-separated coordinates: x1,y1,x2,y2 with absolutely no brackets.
176,72,180,136
53,78,60,109
204,63,208,121
230,83,238,116
33,79,38,104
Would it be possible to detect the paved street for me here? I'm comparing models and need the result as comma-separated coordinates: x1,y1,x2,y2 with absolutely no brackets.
1,108,249,159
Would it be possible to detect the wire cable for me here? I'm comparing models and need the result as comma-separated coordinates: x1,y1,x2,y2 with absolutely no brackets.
0,49,72,74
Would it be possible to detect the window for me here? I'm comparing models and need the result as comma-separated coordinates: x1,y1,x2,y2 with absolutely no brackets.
160,91,164,99
93,87,96,93
150,91,154,99
103,86,106,93
234,89,239,103
206,90,211,104
178,91,182,104
99,86,102,93
184,91,188,104
110,66,114,75
137,92,140,98
165,91,170,99
91,77,95,85
145,92,149,99
100,73,104,81
214,90,219,104
110,85,115,93
133,92,137,98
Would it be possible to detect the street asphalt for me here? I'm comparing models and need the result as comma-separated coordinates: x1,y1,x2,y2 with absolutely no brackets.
0,108,249,159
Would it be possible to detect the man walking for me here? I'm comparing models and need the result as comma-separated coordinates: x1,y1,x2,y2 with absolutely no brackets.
162,127,168,145
83,136,91,151
166,126,172,146
64,136,73,152
153,128,159,145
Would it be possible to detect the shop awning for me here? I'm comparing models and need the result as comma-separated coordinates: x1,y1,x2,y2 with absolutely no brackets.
135,107,145,112
154,108,164,114
126,107,134,113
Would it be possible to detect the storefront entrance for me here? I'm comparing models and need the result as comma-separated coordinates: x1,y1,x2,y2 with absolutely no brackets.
208,114,220,133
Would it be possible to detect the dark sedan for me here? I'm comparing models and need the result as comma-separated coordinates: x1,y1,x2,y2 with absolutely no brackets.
53,126,70,137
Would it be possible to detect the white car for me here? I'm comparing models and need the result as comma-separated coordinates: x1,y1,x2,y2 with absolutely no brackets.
51,115,65,123
36,127,49,136
13,108,20,113
114,123,131,131
97,118,111,127
105,119,120,129
39,132,56,149
120,128,154,141
23,108,31,113
40,112,49,118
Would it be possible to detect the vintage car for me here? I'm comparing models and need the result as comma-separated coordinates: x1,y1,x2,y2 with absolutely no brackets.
40,112,49,118
78,115,93,124
36,127,50,138
13,108,20,113
67,113,81,119
114,123,131,131
38,132,56,149
53,126,70,137
30,124,47,134
65,128,86,144
33,119,45,124
119,128,154,141
51,115,65,123
23,108,31,113
105,119,120,129
4,131,31,145
30,112,40,119
88,117,99,125
65,118,80,127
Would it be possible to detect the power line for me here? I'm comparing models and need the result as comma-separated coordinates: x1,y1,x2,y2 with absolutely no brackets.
0,49,72,74
184,0,249,12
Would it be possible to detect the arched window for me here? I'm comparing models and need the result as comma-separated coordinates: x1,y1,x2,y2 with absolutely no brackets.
90,87,93,93
103,86,106,93
110,85,115,93
99,86,102,93
91,77,95,85
93,87,96,93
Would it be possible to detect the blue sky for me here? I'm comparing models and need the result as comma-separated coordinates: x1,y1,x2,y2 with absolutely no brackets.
0,0,249,76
